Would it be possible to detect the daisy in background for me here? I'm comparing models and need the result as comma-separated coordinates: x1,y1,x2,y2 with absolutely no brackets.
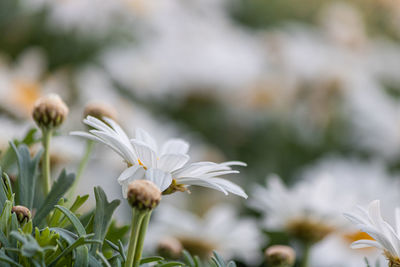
344,200,400,267
0,49,69,119
251,174,342,244
250,172,357,266
146,203,263,264
301,157,400,267
252,157,400,267
70,115,247,199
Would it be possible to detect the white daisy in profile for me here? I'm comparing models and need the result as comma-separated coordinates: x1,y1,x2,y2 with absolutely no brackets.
344,200,400,266
70,116,247,198
146,203,263,264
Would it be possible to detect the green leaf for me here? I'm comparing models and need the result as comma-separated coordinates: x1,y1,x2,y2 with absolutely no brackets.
140,256,164,264
0,200,12,234
10,231,46,258
88,254,103,267
58,194,89,228
47,236,85,266
11,142,42,210
0,171,13,212
34,227,59,248
48,198,65,227
54,205,86,236
74,245,89,267
96,250,111,267
33,169,75,227
182,250,195,267
90,187,120,255
0,250,22,267
157,261,185,267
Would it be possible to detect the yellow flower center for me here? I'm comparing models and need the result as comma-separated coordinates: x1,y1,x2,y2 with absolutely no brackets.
138,159,147,170
286,218,334,245
12,80,41,116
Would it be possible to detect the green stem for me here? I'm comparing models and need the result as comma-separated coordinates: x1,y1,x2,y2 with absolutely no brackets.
69,140,94,197
41,128,53,195
125,209,146,267
300,243,311,267
133,211,152,267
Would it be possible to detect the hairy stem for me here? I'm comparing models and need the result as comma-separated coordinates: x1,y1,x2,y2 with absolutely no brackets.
133,211,152,267
69,140,94,197
125,209,146,267
41,128,53,195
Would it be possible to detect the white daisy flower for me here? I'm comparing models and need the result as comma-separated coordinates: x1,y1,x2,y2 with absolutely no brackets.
344,200,400,266
146,203,263,264
250,174,342,245
70,116,247,198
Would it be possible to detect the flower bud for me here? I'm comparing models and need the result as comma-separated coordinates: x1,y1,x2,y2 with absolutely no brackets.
157,237,183,259
32,94,69,129
265,245,296,267
127,180,161,211
83,102,117,122
12,205,31,223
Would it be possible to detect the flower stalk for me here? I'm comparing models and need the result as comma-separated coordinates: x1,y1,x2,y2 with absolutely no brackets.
300,243,311,267
133,211,152,267
41,128,53,195
69,139,94,196
125,208,146,267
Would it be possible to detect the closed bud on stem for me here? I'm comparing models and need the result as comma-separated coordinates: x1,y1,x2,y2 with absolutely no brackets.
12,205,31,223
127,180,161,211
265,245,296,267
32,94,69,129
83,102,117,122
157,237,183,259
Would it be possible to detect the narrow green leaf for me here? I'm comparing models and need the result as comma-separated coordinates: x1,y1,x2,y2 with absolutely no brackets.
48,198,65,227
11,142,42,210
33,169,75,226
96,250,111,267
0,200,12,233
118,240,126,262
54,205,86,236
58,194,89,227
90,187,120,255
182,250,195,267
158,261,185,267
48,236,85,266
0,250,22,267
88,254,103,267
140,256,164,264
194,256,202,267
109,256,122,267
74,244,89,267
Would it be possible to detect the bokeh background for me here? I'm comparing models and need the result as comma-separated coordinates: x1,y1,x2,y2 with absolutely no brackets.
2,0,400,266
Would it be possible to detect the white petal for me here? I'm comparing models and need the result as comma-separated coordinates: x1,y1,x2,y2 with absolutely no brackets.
135,128,158,153
351,239,383,249
158,154,190,173
117,166,145,198
160,139,189,155
131,140,157,168
176,177,228,195
220,161,247,167
209,178,248,198
91,130,137,163
396,208,400,235
145,168,172,191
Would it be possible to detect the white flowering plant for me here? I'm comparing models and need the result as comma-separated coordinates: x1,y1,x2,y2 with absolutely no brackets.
0,95,248,267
